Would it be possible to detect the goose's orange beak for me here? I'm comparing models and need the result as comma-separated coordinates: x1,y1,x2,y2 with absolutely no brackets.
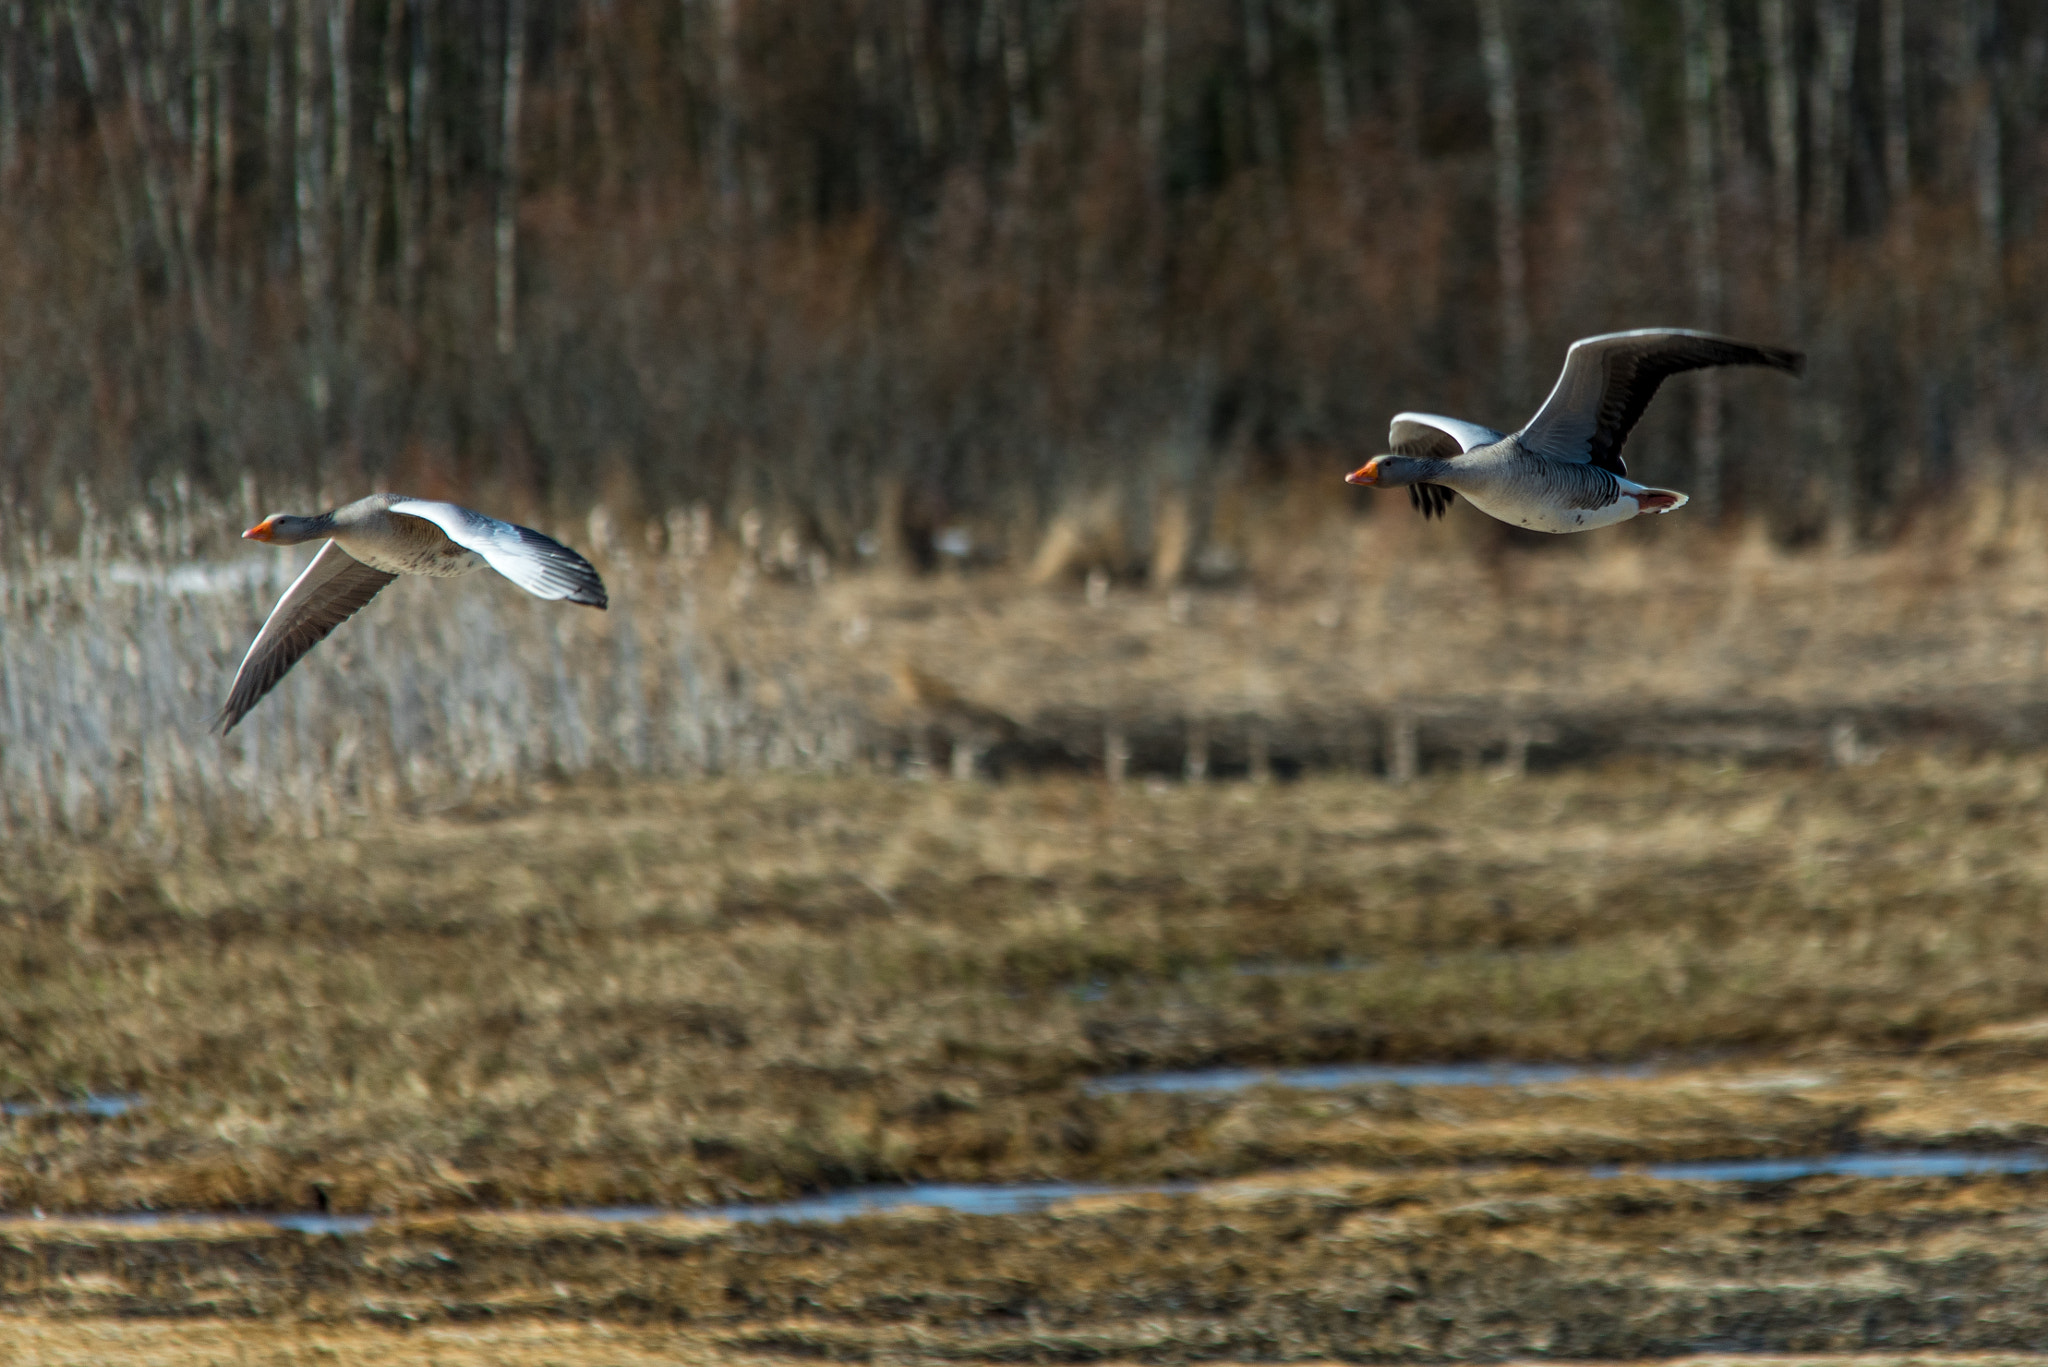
243,517,277,542
1345,459,1382,487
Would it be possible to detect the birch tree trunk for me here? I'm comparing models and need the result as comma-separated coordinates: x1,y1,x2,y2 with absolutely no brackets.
1809,0,1856,262
294,0,332,418
63,2,145,337
1681,0,1723,523
495,0,525,357
400,0,429,324
1967,2,2002,258
360,0,405,313
1586,0,1643,208
1139,0,1166,195
266,0,288,235
1386,1,1420,160
0,3,16,188
212,0,235,254
708,0,742,230
900,0,938,155
1760,0,1799,329
1880,0,1910,231
1476,0,1527,403
326,0,353,328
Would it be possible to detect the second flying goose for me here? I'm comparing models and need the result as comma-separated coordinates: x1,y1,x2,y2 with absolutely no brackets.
1345,328,1805,532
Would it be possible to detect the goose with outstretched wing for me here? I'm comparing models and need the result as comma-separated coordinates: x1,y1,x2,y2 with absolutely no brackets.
215,493,606,735
1345,329,1805,532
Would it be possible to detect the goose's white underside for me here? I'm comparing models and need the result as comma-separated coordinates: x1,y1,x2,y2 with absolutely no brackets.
1460,480,1690,534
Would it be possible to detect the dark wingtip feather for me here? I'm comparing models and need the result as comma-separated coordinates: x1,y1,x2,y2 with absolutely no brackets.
1409,484,1455,520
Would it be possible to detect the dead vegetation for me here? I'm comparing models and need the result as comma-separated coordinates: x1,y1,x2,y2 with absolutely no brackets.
12,1166,2048,1361
3,753,2048,1217
13,478,2048,840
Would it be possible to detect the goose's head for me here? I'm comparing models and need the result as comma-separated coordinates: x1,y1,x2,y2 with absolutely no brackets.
243,512,332,545
1346,455,1433,489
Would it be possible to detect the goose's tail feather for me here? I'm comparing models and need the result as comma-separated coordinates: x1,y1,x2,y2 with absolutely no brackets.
1632,488,1688,515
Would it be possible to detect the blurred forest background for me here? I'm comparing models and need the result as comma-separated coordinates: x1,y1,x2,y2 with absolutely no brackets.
0,0,2041,569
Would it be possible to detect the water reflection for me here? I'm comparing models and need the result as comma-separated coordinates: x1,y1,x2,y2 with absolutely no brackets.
1602,1151,2048,1183
8,1150,2043,1233
1086,1060,1656,1095
0,1094,143,1119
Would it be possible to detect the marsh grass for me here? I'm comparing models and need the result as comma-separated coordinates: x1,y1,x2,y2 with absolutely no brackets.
12,479,2048,841
13,1168,2048,1361
4,758,2048,1213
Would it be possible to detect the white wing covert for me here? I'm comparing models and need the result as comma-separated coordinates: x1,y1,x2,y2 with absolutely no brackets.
387,500,608,608
1388,413,1506,460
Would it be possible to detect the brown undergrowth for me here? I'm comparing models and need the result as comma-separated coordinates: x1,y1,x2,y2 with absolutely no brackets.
11,1169,2048,1360
3,756,2048,1215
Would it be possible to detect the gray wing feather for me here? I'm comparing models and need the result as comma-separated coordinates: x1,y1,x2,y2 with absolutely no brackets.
215,541,397,735
387,500,608,608
1517,328,1805,475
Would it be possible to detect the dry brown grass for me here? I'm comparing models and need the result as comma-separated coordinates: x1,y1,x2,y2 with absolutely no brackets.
12,1168,2048,1359
15,480,2048,840
3,752,2048,1214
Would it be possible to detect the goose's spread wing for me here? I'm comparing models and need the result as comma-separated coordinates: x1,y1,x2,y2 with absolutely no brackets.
215,541,397,735
386,500,608,608
1389,413,1503,520
1517,329,1805,475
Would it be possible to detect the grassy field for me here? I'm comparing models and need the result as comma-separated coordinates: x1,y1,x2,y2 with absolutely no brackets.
4,756,2048,1217
11,514,2048,1357
12,1168,2048,1361
14,484,2048,839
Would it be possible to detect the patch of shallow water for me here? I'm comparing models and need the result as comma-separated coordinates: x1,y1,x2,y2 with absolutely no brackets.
578,1181,1195,1226
1602,1151,2048,1183
11,1151,2044,1234
0,1095,144,1119
1086,1060,1657,1095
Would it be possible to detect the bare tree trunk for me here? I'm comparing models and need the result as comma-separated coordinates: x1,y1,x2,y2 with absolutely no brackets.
1681,0,1723,523
1386,0,1419,160
1761,0,1799,328
1476,0,1528,403
707,0,742,229
326,0,353,328
495,0,525,357
62,1,145,336
1880,0,1910,232
1139,0,1166,192
1966,2,2002,258
1241,0,1280,171
361,0,405,313
1809,0,1856,262
1306,0,1346,148
1586,0,1642,201
400,0,429,323
1298,0,1356,216
212,0,236,254
899,0,938,155
1000,0,1032,166
189,0,212,250
294,0,332,419
266,0,288,233
0,1,19,189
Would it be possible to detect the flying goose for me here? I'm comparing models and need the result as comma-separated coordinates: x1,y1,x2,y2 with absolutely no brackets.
1345,329,1805,532
215,493,607,735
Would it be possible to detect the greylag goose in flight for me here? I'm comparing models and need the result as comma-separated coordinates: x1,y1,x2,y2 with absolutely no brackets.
215,493,606,735
1346,329,1804,532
